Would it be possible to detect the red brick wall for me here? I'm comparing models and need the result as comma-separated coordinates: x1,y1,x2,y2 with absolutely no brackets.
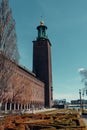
0,53,45,106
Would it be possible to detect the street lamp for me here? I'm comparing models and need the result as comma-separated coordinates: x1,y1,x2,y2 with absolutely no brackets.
79,89,82,110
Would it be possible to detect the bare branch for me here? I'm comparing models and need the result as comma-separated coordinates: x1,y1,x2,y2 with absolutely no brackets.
0,0,20,63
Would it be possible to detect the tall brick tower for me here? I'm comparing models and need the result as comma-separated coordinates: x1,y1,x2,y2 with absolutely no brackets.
33,21,53,107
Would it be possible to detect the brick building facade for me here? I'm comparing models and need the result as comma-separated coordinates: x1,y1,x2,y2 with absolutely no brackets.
33,21,53,107
0,21,53,111
0,52,44,111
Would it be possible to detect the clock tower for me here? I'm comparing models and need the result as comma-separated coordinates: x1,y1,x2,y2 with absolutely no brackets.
33,21,53,107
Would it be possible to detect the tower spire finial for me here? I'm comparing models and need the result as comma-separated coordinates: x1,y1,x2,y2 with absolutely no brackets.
41,16,43,21
40,16,44,25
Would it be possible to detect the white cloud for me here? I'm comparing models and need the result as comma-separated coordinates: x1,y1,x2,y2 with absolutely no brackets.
78,68,85,73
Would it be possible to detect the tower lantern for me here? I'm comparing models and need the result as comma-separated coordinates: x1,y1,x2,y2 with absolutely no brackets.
37,21,48,40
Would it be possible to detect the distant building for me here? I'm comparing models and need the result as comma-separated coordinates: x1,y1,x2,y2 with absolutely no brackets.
71,99,87,105
67,99,87,109
53,99,66,108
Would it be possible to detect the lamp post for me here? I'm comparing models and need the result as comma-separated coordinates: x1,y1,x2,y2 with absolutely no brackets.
79,89,82,109
79,89,83,112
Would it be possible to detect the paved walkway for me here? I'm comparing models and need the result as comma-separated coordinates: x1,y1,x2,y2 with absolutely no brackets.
23,108,56,114
83,118,87,126
81,115,87,126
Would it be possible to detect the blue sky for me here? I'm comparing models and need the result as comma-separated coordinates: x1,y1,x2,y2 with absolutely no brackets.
9,0,87,102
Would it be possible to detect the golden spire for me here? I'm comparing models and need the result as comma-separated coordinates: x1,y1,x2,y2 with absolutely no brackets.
40,16,44,25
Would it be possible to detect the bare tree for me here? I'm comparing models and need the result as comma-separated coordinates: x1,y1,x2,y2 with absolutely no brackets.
0,0,20,111
79,68,87,96
0,53,24,111
0,0,20,63
0,52,15,110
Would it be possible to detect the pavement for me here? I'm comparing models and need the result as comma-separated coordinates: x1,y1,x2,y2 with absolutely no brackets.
81,115,87,126
22,108,56,114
